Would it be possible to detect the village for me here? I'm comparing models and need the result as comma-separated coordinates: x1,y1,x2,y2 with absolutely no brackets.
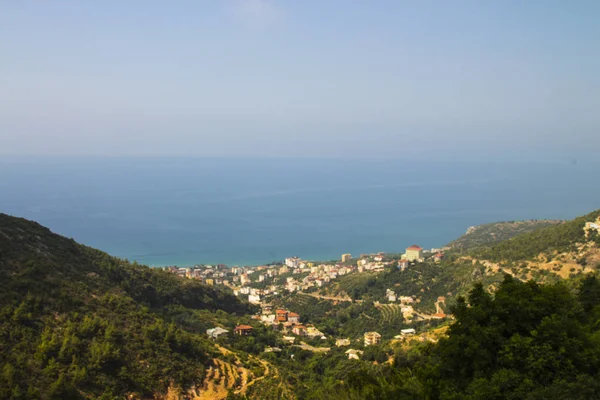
164,244,450,360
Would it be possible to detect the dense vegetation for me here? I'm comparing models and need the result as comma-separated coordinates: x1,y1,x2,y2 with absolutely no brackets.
448,220,564,250
255,275,600,400
272,294,431,340
0,214,254,399
419,275,600,399
470,210,600,263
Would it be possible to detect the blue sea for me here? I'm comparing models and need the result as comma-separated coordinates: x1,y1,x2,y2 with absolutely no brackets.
0,157,598,267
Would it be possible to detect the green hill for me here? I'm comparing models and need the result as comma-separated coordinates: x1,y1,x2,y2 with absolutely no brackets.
0,213,256,399
448,219,564,250
470,209,600,263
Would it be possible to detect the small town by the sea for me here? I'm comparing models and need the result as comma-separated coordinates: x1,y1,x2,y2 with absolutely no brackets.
165,244,449,348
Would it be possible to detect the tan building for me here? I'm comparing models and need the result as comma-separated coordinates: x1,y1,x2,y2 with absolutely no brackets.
279,266,290,275
240,273,251,286
292,325,307,336
341,253,352,262
364,331,382,346
336,338,351,347
404,245,423,262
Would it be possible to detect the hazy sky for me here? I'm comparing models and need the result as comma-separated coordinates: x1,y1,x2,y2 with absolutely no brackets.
1,1,599,160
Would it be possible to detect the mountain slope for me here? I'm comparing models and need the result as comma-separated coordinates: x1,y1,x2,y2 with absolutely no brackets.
0,214,254,399
463,210,600,282
448,219,564,250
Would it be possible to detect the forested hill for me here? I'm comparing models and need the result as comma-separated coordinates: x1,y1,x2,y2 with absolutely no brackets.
464,209,600,283
448,219,564,250
0,213,254,399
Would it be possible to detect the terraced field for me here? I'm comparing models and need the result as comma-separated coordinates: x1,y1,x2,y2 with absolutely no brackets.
187,345,277,400
192,358,246,400
377,303,404,324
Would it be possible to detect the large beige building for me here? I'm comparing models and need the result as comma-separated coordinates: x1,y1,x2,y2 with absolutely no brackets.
341,253,352,262
404,245,423,262
364,331,382,346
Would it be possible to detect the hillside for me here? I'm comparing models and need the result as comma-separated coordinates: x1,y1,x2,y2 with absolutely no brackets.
448,219,564,250
303,210,600,333
470,210,600,262
0,214,260,399
465,210,600,282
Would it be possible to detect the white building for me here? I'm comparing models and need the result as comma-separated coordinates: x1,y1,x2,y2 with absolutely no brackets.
248,294,261,304
345,349,364,360
206,327,229,339
285,257,300,268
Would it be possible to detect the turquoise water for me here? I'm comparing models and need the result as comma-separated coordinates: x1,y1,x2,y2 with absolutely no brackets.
1,157,598,266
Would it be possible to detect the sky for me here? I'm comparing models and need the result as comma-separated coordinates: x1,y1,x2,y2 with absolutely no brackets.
1,0,599,160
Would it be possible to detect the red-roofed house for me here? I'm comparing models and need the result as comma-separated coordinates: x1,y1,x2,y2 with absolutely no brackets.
276,309,288,323
234,325,254,336
288,312,300,324
398,259,409,270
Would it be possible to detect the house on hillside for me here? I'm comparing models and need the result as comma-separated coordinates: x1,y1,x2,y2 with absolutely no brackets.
293,325,307,336
206,327,229,340
345,349,364,360
262,304,273,315
234,325,254,336
240,274,251,286
404,245,424,262
276,309,288,323
398,259,409,271
336,338,351,346
283,336,296,344
364,331,382,346
248,294,261,304
433,252,445,262
306,326,325,338
401,328,416,336
288,312,300,324
386,289,397,302
585,217,600,237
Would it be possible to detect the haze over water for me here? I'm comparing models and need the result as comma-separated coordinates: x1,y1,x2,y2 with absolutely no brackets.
1,157,598,267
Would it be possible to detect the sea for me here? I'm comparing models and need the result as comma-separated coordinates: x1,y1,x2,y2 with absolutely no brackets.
0,156,598,267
